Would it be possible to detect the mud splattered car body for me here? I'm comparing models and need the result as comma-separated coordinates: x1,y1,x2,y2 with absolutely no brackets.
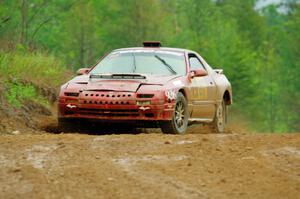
58,42,232,134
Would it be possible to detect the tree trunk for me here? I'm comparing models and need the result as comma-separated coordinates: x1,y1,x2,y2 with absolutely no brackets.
20,0,28,45
79,21,85,68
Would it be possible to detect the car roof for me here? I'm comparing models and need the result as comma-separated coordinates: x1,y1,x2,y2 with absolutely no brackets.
113,47,194,54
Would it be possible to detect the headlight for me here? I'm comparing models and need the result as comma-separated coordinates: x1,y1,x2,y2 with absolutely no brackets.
165,89,177,101
64,92,79,97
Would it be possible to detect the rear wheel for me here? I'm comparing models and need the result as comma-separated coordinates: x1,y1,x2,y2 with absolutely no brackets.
210,100,226,133
161,92,188,134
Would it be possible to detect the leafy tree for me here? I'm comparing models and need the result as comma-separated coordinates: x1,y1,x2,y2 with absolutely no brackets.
0,0,299,132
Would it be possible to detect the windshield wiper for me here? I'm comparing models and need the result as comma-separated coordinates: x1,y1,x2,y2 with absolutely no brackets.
132,53,137,73
154,55,177,75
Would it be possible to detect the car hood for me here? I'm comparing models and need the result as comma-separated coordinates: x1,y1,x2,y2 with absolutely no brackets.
67,74,181,92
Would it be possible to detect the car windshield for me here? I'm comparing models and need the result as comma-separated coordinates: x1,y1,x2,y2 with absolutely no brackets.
90,50,186,76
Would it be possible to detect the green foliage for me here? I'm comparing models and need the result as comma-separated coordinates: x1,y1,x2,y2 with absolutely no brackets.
0,0,299,132
0,50,69,109
4,81,48,108
0,51,69,88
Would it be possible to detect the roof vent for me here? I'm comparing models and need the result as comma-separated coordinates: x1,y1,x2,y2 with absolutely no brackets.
143,41,161,47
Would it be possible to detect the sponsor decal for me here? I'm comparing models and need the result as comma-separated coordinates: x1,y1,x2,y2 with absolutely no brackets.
165,90,177,100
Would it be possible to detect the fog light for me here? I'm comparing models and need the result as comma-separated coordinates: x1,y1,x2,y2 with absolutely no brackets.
66,104,77,109
137,101,151,106
66,99,78,103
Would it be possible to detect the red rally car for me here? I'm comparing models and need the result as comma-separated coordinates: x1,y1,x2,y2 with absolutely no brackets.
58,42,232,134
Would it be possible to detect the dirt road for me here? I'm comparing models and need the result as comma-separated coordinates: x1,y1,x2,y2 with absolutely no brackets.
0,129,299,199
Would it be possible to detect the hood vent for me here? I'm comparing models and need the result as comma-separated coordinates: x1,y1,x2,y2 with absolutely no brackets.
90,74,146,79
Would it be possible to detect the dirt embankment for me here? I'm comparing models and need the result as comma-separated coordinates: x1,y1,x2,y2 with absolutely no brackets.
0,131,299,199
0,80,57,134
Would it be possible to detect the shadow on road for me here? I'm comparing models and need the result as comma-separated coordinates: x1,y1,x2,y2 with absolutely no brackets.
41,118,233,135
43,122,161,135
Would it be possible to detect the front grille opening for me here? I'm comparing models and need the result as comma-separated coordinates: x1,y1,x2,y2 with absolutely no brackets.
145,113,154,118
82,92,136,99
82,99,135,105
65,110,75,115
78,108,139,117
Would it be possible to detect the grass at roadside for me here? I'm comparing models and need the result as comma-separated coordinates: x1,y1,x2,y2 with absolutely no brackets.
0,51,70,88
4,81,50,108
0,51,71,108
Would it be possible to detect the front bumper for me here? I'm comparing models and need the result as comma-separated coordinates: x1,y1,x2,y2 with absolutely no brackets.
58,91,175,121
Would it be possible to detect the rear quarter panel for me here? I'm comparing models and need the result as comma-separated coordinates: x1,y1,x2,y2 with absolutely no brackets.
211,71,232,105
194,52,232,105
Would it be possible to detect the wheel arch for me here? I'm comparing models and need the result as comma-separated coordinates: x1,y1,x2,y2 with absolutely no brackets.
178,88,188,101
223,90,232,105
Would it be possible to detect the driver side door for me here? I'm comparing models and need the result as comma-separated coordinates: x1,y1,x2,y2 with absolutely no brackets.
188,54,216,120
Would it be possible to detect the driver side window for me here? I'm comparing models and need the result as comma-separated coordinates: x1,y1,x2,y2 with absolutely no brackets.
189,54,206,71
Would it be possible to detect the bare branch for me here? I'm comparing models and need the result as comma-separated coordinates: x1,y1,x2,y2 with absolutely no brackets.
27,0,50,26
0,16,11,28
31,17,53,41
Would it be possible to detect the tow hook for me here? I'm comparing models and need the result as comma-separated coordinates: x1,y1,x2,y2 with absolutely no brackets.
66,104,77,109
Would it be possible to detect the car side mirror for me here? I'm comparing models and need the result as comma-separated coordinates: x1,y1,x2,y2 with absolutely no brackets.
190,69,208,78
76,68,90,75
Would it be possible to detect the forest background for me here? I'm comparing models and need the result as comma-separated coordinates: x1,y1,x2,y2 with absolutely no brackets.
0,0,299,133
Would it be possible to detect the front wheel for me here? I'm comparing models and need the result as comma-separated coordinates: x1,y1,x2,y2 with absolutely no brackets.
161,92,188,134
210,100,227,133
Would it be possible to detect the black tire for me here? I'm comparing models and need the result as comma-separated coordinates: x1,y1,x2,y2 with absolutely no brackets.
161,92,188,134
210,100,227,133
